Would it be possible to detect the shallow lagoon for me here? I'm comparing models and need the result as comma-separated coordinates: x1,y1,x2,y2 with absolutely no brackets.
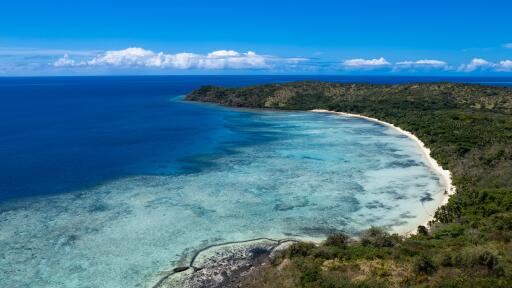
0,104,445,287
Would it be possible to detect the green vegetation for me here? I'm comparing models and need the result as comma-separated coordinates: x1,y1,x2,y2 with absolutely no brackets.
186,82,512,287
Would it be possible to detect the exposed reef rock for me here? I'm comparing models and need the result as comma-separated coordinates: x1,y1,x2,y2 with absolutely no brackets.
153,238,295,288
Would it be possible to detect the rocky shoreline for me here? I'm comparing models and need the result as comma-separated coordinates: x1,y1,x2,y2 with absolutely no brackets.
153,238,296,288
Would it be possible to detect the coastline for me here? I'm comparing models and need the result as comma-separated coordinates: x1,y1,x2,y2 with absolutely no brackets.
183,82,512,286
157,108,458,287
152,106,456,287
310,109,456,235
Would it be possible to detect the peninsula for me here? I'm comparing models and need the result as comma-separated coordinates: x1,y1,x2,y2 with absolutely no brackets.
186,81,512,287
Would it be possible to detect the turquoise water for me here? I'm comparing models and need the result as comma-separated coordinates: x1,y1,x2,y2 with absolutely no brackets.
0,107,445,287
6,76,507,287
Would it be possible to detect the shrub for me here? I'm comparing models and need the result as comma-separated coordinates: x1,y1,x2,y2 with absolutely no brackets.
311,246,342,260
317,273,353,288
478,251,500,270
360,227,395,248
325,233,349,248
319,273,386,288
299,262,321,285
287,242,316,257
491,213,512,231
458,246,500,271
432,223,465,239
417,225,429,236
435,252,453,267
413,255,437,275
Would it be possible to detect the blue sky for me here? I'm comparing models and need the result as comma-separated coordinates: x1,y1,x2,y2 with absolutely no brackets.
1,0,512,76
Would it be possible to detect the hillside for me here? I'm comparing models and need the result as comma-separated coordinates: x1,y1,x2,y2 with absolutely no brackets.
186,82,512,287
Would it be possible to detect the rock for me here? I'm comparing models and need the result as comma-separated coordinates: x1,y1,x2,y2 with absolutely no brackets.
172,266,190,273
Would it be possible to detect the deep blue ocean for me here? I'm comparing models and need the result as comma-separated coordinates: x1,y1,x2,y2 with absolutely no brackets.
1,75,512,287
1,75,511,201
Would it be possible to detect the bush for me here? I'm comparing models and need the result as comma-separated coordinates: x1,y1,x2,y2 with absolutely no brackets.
417,225,429,236
435,252,453,267
413,255,437,275
478,250,499,270
299,262,321,285
360,227,395,248
325,233,349,248
287,242,316,257
319,273,386,288
311,246,343,260
432,223,465,239
458,246,500,271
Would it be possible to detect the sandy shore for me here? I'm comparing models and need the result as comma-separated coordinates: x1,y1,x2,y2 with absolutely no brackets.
152,108,458,287
310,109,456,235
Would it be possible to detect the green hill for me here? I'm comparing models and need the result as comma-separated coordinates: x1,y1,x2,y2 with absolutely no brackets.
186,82,512,287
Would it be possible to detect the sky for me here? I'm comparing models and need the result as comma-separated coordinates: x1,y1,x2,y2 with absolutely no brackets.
1,0,512,76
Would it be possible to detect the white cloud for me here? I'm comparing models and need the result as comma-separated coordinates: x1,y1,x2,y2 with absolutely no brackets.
86,47,155,66
53,54,77,67
458,58,495,72
342,57,390,68
457,58,512,72
394,59,450,71
504,43,512,49
396,59,447,67
45,49,512,74
342,58,449,71
207,50,240,58
53,47,290,70
497,60,512,71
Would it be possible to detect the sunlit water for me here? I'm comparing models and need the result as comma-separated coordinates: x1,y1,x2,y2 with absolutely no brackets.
2,76,509,288
0,109,445,287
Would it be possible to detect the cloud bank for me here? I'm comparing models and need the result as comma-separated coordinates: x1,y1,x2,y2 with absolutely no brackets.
458,58,512,72
341,58,450,71
8,47,508,74
53,47,307,70
396,59,448,68
340,57,512,73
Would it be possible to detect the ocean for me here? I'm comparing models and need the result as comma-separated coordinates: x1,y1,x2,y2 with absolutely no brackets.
0,75,511,287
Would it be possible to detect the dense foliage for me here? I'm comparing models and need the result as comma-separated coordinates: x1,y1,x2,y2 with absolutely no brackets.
186,82,512,287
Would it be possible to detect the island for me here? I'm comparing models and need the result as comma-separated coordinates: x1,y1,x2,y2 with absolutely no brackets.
185,82,512,287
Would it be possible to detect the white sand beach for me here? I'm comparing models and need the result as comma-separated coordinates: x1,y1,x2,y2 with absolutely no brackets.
310,109,456,235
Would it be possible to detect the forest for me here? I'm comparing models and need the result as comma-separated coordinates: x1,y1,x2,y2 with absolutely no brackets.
187,82,512,287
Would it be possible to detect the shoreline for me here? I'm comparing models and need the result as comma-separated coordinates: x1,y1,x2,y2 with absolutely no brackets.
154,106,458,287
152,238,297,288
310,109,456,235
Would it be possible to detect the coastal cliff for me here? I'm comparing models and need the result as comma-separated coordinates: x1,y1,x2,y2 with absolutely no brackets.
186,82,512,287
